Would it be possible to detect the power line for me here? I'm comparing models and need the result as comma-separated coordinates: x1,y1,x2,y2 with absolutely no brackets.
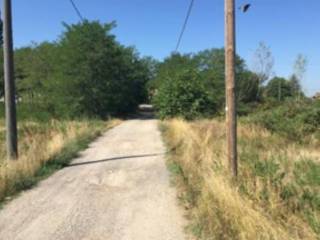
175,0,195,52
69,0,85,22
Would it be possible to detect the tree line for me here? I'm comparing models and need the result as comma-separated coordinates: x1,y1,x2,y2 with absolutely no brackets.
0,21,151,120
151,43,307,119
0,21,309,121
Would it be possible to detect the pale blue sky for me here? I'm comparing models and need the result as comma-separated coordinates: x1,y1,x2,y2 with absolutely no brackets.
10,0,320,96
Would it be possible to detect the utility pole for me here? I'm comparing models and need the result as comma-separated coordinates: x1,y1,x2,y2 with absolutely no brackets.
225,0,237,177
3,0,18,160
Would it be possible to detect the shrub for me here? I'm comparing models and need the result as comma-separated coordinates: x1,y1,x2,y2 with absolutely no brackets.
152,70,215,120
246,100,320,141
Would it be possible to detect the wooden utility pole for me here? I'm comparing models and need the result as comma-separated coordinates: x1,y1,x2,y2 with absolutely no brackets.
3,0,18,160
225,0,237,177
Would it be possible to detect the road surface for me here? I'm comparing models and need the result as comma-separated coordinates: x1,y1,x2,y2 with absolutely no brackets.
0,120,186,240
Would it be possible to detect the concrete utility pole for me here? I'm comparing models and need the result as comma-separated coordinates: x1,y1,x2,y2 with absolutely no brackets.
225,0,237,177
3,0,18,160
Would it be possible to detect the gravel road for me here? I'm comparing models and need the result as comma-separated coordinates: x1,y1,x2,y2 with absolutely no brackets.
0,120,186,240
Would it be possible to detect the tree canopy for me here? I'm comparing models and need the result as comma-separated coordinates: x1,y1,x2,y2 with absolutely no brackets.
7,21,151,119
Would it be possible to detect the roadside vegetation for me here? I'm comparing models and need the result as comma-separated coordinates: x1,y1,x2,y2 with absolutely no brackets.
0,20,152,119
152,42,319,239
162,116,319,239
245,100,320,142
0,118,119,205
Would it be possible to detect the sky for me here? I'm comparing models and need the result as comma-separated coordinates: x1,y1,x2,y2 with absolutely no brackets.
10,0,320,96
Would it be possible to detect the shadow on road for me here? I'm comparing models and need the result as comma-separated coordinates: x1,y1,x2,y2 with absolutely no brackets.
67,153,165,168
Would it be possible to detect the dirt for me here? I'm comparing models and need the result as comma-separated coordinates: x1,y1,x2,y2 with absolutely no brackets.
0,120,186,240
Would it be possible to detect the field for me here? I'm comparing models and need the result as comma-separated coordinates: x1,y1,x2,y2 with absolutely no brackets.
162,118,320,240
0,118,118,204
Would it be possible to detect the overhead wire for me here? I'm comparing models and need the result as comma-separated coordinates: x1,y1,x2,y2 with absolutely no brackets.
175,0,195,52
69,0,85,22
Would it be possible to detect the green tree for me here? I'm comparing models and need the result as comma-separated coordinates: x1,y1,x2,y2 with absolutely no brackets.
15,43,59,103
265,77,293,101
152,48,259,118
291,54,307,101
288,74,303,99
237,71,259,103
153,70,214,120
252,42,274,99
45,21,149,118
194,48,247,107
150,52,197,103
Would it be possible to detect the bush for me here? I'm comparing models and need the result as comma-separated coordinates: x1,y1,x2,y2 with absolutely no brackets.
246,100,320,141
152,70,215,120
151,50,259,119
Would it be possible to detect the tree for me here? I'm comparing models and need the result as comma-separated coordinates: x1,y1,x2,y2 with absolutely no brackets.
15,43,59,104
0,13,3,46
293,54,307,100
6,21,151,119
141,56,160,102
151,52,197,96
195,48,247,108
252,42,274,99
265,77,293,101
44,21,149,118
153,70,214,120
288,74,303,99
151,48,257,117
237,71,259,103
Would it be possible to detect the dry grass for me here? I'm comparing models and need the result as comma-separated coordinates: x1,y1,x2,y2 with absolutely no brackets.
0,119,120,203
163,119,319,240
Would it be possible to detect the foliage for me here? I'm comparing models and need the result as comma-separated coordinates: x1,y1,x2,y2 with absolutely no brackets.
289,74,304,99
142,56,160,102
195,48,247,108
293,54,308,84
49,21,148,118
245,100,320,141
264,77,294,101
152,49,260,119
153,70,214,120
2,21,151,119
237,71,260,103
252,42,274,91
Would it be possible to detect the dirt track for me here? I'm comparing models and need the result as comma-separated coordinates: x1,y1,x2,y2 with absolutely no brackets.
0,120,186,240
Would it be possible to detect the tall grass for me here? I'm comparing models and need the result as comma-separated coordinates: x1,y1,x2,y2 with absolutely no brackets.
162,119,319,239
0,119,119,204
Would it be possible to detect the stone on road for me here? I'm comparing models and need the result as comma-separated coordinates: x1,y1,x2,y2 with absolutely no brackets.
0,120,186,240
